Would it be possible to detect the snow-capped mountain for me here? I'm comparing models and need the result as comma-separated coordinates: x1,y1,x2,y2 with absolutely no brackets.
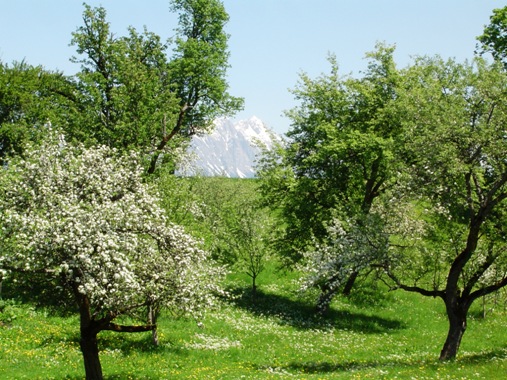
180,116,280,178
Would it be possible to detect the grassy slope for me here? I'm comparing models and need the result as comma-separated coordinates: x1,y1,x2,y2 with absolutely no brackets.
2,178,507,379
2,266,507,379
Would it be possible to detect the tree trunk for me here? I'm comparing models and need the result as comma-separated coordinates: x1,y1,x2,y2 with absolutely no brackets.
80,328,103,380
342,271,359,296
439,304,468,361
151,325,159,347
148,306,159,347
316,286,340,315
75,288,104,380
252,275,257,297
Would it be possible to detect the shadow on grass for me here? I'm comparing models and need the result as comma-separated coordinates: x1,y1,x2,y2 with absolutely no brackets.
459,346,507,363
264,357,431,376
39,330,187,358
104,374,158,380
266,346,507,376
227,286,405,333
96,333,189,357
270,360,385,374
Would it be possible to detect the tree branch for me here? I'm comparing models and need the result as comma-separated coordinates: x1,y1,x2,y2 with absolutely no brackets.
472,171,484,205
461,251,496,298
147,103,191,174
468,275,507,304
465,171,475,215
483,170,507,210
102,323,155,333
383,265,445,299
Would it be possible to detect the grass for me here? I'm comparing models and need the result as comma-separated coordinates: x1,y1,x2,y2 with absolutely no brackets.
2,267,507,379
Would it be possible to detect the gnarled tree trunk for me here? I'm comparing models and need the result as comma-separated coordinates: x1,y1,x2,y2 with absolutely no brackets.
439,299,469,361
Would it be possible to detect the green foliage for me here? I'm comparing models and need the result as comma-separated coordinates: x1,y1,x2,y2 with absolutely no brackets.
0,61,75,163
147,0,244,173
392,56,507,290
69,4,178,152
169,0,243,127
259,44,404,263
260,42,507,360
1,1,243,174
386,55,507,360
477,6,507,67
0,299,18,324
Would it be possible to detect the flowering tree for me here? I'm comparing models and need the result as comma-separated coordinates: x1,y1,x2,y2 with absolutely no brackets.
298,214,389,314
0,130,225,380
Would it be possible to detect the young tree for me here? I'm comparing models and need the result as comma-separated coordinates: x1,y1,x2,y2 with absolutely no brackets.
0,129,225,380
226,197,272,295
386,56,507,361
159,176,272,294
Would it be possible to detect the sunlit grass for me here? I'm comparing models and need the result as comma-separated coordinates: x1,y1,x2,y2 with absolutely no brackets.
2,269,507,379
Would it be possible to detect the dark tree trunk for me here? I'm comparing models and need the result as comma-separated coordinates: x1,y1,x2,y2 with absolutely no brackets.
74,286,104,380
342,271,359,296
80,329,103,380
439,302,468,361
252,276,257,296
147,107,188,175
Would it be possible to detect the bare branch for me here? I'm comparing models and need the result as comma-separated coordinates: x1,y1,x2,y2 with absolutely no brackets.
102,323,155,333
380,264,445,299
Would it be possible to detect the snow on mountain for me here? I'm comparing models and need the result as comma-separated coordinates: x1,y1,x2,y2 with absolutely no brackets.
179,116,280,178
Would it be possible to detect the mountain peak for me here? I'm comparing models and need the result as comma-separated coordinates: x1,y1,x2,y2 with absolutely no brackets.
179,117,280,178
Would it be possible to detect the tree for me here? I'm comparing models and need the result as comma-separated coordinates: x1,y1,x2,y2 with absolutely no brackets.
69,4,178,154
158,175,272,294
298,214,389,313
147,0,243,173
225,194,272,295
69,1,242,173
0,61,75,164
477,6,507,67
258,44,404,311
0,129,225,379
386,56,507,361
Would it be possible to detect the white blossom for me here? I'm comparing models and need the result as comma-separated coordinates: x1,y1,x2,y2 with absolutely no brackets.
298,214,389,297
0,130,225,320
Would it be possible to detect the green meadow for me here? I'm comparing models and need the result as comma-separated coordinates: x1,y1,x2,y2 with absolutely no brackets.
2,265,507,379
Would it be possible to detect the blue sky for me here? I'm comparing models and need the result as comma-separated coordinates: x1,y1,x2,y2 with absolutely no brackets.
1,1,505,134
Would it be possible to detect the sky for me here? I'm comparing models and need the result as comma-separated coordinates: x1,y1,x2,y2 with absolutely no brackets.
0,0,505,135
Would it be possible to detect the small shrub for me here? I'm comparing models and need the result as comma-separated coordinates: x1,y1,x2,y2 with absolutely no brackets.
0,299,18,324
